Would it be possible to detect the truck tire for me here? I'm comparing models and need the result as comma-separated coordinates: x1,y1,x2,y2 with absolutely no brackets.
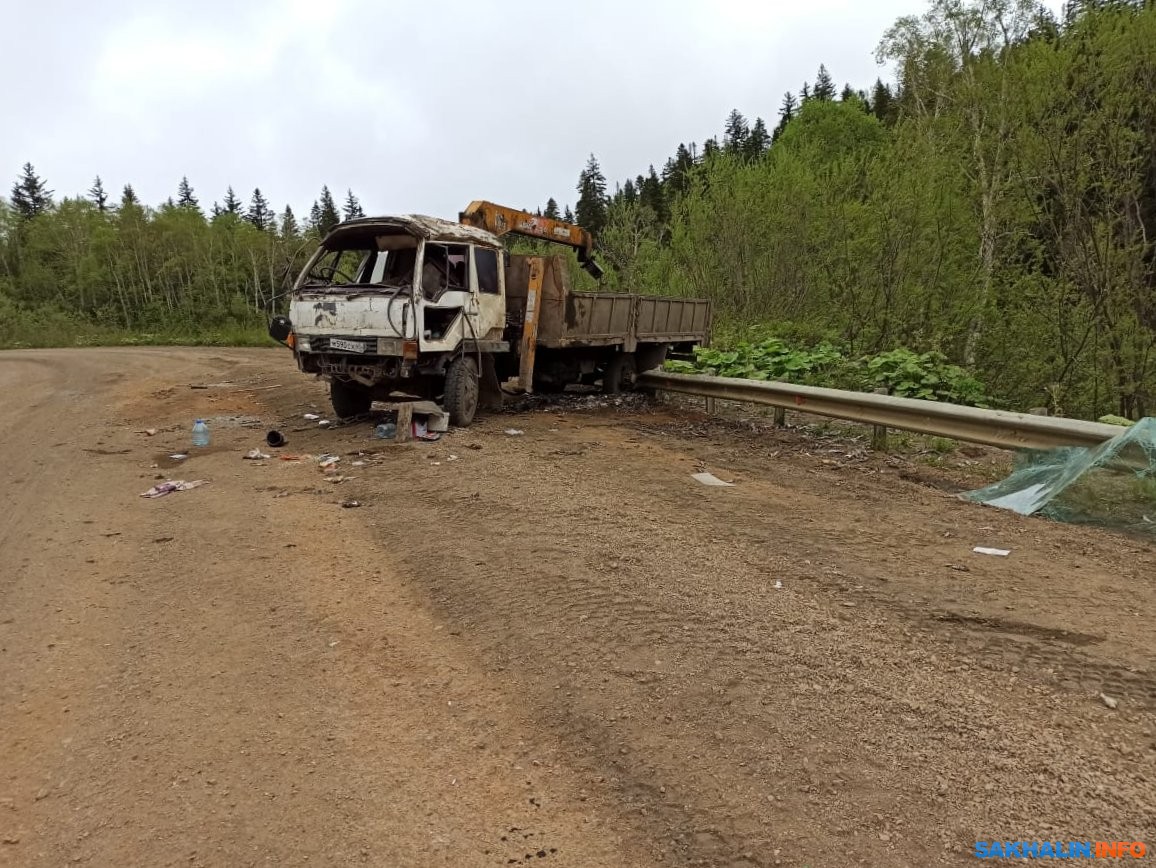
603,353,638,394
444,355,479,427
330,379,372,419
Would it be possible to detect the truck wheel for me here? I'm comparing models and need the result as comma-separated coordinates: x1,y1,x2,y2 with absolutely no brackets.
603,353,638,394
330,379,372,419
444,356,479,427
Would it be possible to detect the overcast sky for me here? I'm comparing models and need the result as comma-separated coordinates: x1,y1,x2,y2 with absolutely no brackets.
2,0,1061,221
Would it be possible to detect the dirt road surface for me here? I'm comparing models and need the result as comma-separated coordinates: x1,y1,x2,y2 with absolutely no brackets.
2,348,1153,867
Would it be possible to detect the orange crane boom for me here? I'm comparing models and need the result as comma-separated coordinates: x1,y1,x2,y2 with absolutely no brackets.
458,200,603,279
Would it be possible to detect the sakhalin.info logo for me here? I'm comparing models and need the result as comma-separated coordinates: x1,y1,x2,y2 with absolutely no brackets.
974,841,1147,859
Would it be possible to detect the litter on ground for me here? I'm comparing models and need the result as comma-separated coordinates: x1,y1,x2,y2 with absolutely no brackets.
141,480,209,498
692,472,735,487
972,546,1011,557
244,449,271,460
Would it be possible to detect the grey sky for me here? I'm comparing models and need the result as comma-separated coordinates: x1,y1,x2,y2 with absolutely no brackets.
2,0,1061,221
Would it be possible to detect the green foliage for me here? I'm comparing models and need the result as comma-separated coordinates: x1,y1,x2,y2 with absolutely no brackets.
668,336,989,406
863,348,987,404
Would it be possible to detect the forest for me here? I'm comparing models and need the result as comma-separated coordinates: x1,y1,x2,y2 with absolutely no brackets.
2,0,1154,419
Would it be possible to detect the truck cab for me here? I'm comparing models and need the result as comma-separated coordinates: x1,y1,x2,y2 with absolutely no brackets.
280,216,509,422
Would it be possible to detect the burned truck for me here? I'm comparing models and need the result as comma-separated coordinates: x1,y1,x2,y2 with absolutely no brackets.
269,202,711,426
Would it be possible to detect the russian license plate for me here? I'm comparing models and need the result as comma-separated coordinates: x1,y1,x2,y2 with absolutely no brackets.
329,338,367,353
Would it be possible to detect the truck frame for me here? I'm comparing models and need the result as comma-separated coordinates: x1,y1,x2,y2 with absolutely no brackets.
269,202,711,426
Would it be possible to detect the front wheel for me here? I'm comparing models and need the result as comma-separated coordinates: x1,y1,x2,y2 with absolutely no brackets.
330,379,373,419
443,356,480,427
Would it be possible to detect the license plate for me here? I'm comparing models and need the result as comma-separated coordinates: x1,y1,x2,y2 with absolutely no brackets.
329,338,367,353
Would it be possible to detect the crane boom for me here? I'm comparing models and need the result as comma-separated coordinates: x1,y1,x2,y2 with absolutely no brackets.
458,200,603,279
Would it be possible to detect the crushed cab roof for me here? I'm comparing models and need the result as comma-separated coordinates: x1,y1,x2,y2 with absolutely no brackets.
325,214,502,247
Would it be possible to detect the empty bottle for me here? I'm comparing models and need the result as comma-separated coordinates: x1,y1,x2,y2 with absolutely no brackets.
374,421,396,440
191,419,211,448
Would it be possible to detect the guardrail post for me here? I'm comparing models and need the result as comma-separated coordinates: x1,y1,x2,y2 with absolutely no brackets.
871,388,889,451
773,407,786,427
705,396,717,414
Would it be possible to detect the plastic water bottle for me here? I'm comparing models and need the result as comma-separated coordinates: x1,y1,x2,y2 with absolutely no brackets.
374,421,396,440
192,419,211,448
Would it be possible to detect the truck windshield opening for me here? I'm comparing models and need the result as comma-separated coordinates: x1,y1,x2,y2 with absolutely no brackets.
301,235,418,293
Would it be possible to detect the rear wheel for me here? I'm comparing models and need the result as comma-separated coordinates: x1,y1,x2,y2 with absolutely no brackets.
330,379,372,419
603,353,638,394
444,356,480,427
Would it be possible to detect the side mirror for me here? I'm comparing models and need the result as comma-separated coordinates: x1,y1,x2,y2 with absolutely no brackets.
268,315,293,343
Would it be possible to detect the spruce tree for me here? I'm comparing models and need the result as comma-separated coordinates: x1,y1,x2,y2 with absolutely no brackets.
563,204,574,224
701,137,720,160
723,109,750,156
177,176,199,212
840,83,856,102
813,65,836,100
280,205,299,239
575,154,608,236
774,92,798,142
210,202,223,219
120,184,139,207
620,180,637,205
89,176,108,212
246,188,272,230
871,79,895,124
663,143,695,194
222,186,243,215
639,166,666,224
308,200,322,231
543,197,560,219
342,188,365,220
745,118,770,160
800,82,812,103
317,186,341,233
10,163,53,219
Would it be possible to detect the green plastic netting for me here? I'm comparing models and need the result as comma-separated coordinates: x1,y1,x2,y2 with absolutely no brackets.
963,417,1156,536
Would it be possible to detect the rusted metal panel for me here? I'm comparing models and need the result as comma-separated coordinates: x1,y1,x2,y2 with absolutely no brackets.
518,257,544,392
324,215,502,248
635,296,712,343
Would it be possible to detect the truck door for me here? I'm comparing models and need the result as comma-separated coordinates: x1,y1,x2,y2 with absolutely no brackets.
470,246,505,342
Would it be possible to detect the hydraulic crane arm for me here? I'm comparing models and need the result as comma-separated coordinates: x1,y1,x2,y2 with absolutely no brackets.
459,200,603,279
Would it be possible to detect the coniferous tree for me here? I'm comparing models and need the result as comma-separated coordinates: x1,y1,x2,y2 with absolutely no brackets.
813,65,836,100
317,186,341,234
701,137,720,160
280,205,299,239
222,186,243,215
800,82,812,103
120,184,139,208
575,154,608,236
840,83,857,102
639,166,667,224
177,176,199,212
342,188,364,220
745,118,770,159
723,109,750,156
563,204,575,224
620,180,637,205
89,176,108,212
774,92,799,142
246,188,272,231
10,163,53,219
308,200,322,231
663,143,696,194
210,202,223,219
543,197,560,219
870,79,895,124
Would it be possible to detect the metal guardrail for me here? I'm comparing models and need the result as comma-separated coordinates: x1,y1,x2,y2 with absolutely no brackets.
638,370,1124,451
